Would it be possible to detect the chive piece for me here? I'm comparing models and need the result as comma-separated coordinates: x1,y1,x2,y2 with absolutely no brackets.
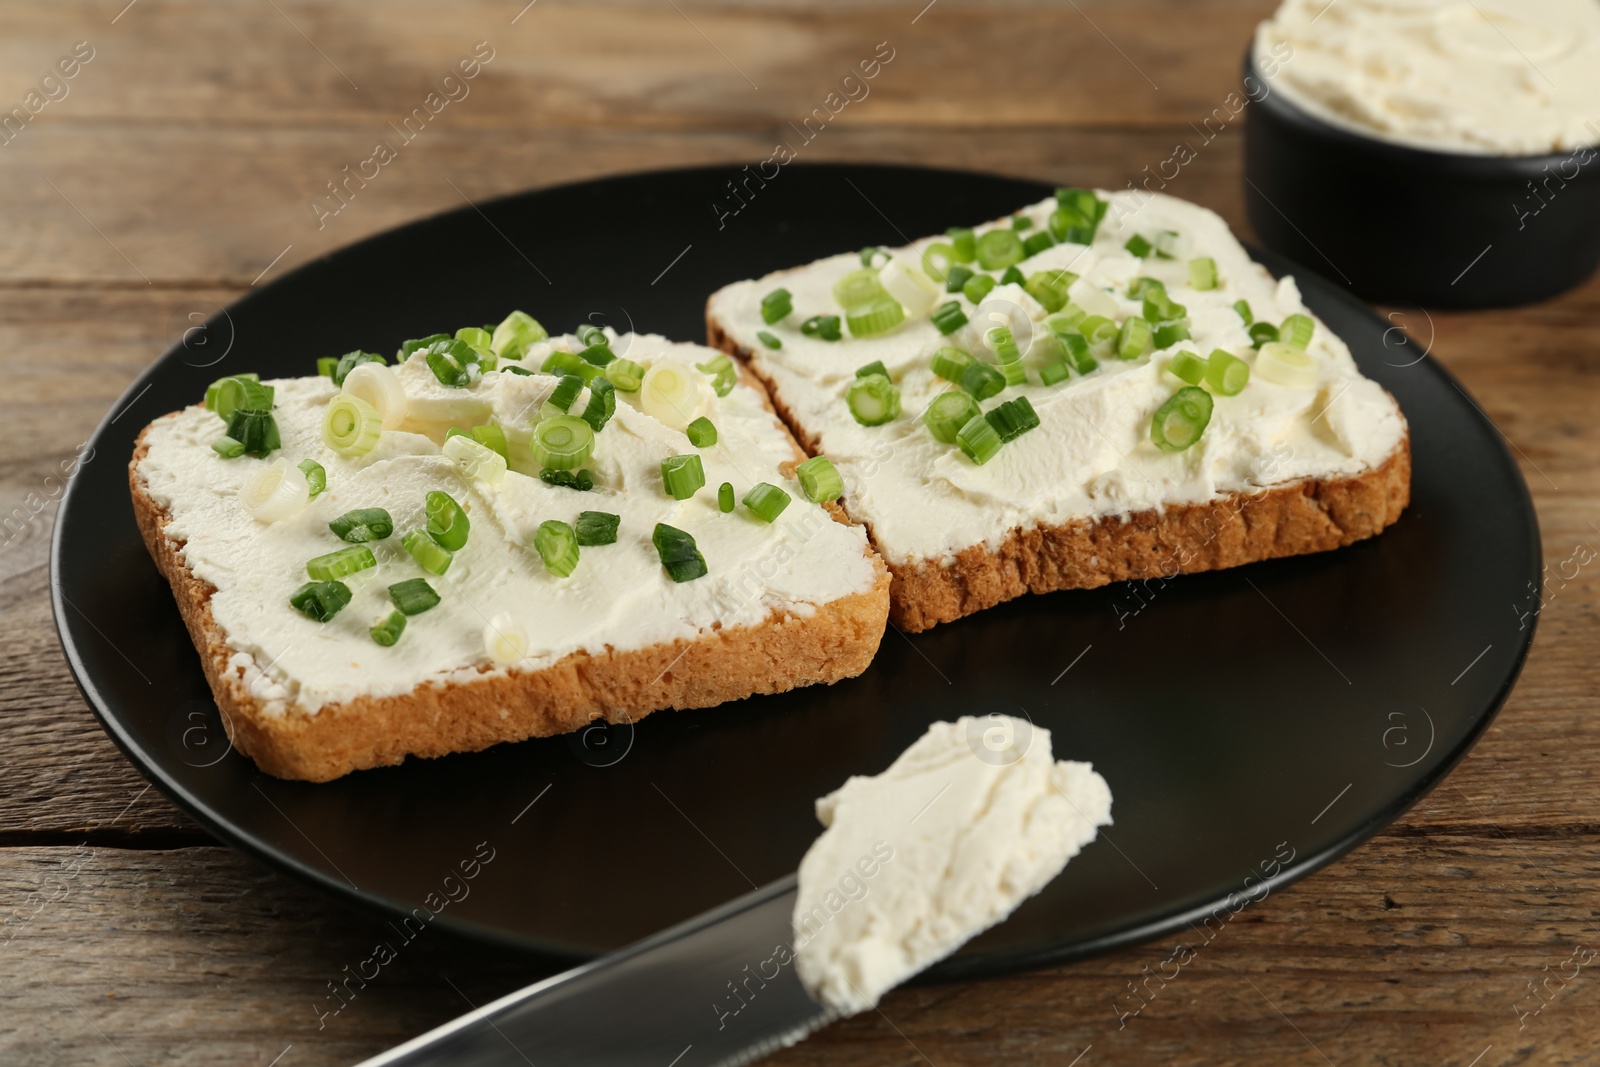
1058,330,1098,375
718,481,736,513
960,360,1006,401
542,349,600,380
212,436,245,458
421,338,481,388
471,423,510,459
1021,230,1054,258
580,378,617,433
1154,320,1192,349
424,490,470,551
662,454,706,500
1279,313,1315,349
944,265,974,294
546,374,584,413
845,297,904,338
1206,349,1251,395
1128,277,1164,300
921,241,959,282
534,520,580,577
445,427,469,441
761,289,793,325
984,396,1040,442
1012,214,1033,232
533,415,595,471
316,357,337,378
653,523,708,582
298,459,326,498
1142,287,1187,324
1125,234,1153,258
1234,299,1254,326
491,310,548,361
1039,360,1070,386
306,544,377,582
1249,322,1280,348
924,390,981,444
388,578,440,615
575,324,607,350
963,273,996,304
686,416,718,448
1117,316,1153,360
696,353,738,397
290,580,352,622
1188,257,1219,290
834,269,886,310
329,351,387,389
575,511,620,546
207,374,270,419
329,507,394,543
1051,188,1108,243
856,360,889,379
931,347,973,382
946,227,976,263
1168,350,1207,386
402,528,453,575
578,342,614,367
1079,315,1117,348
801,315,843,342
975,229,1025,270
859,246,888,268
457,327,494,358
847,374,901,427
956,413,1003,465
1151,386,1214,452
1024,270,1075,313
540,468,596,491
742,482,791,523
796,456,843,503
605,357,645,392
931,301,968,336
227,410,282,458
757,330,782,350
999,265,1025,286
985,326,1022,365
398,333,450,361
370,610,407,646
1047,305,1088,332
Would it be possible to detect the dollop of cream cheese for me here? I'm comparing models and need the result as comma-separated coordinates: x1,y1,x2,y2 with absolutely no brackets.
137,333,879,716
708,190,1407,567
793,716,1111,1014
1256,0,1600,155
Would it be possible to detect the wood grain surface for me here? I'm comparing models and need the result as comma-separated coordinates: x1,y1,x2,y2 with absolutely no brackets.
3,2,1598,1065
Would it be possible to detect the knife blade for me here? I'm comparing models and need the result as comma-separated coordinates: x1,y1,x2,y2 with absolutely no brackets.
357,874,832,1067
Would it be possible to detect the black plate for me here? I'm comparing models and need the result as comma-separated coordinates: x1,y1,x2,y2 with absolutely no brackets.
54,164,1539,977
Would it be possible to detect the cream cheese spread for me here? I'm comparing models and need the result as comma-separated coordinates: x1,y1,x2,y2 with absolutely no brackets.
708,191,1407,567
1256,0,1600,155
137,333,879,716
792,716,1111,1014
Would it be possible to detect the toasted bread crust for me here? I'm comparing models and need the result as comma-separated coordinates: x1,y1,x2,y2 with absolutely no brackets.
708,304,1411,632
129,399,890,782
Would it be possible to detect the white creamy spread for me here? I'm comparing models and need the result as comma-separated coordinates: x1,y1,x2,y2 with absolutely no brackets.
708,191,1407,567
1256,0,1600,155
792,716,1111,1014
137,333,878,716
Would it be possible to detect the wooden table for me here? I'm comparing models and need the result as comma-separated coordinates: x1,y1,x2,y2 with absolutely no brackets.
4,2,1596,1063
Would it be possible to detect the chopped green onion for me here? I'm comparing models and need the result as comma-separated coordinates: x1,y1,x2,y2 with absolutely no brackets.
1154,320,1192,349
761,289,793,325
946,227,976,262
208,374,273,420
574,324,608,349
443,434,507,485
960,360,1006,401
921,242,959,282
402,528,453,575
1188,257,1218,290
1255,342,1318,388
425,490,470,551
924,390,981,443
757,330,782,350
503,364,531,377
1117,316,1153,360
468,423,507,460
575,511,619,546
306,544,377,582
976,229,1025,270
1079,314,1117,347
653,523,708,582
856,360,889,379
1125,234,1153,258
1279,313,1315,349
578,342,614,367
1154,230,1185,259
1167,350,1207,386
542,349,601,381
963,273,996,304
1024,270,1075,313
534,520,580,577
1021,230,1054,258
931,301,968,336
316,357,338,378
580,377,616,433
801,314,843,341
944,265,974,294
1249,322,1280,348
859,246,889,268
984,396,1040,442
212,436,244,458
422,338,482,387
331,352,387,389
999,265,1025,286
742,482,790,523
1234,300,1254,326
540,468,595,491
370,609,407,646
717,481,735,513
298,459,326,498
1012,214,1033,232
1058,330,1099,375
546,374,584,414
491,310,547,361
1039,361,1070,386
833,269,886,310
686,416,718,448
1051,188,1107,244
1128,277,1164,300
1151,386,1214,451
605,357,645,391
956,413,1003,465
985,325,1023,365
931,347,973,382
290,580,352,622
796,455,844,503
398,333,450,360
845,297,904,338
696,354,738,398
661,454,706,500
1143,288,1187,324
227,410,282,458
1205,349,1251,395
847,374,901,426
456,326,493,355
533,415,595,471
329,507,393,543
388,578,440,615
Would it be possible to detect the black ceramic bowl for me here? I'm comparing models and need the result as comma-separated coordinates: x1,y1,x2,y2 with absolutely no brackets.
1243,52,1600,307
